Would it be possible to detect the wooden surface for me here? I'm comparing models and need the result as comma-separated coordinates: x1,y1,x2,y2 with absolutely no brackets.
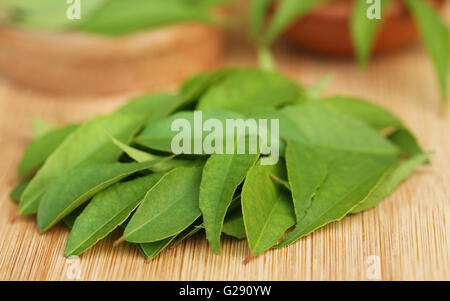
0,7,449,281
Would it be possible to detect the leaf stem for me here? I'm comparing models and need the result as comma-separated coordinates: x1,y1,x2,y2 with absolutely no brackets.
10,214,19,224
270,174,291,190
243,254,255,265
113,236,125,247
258,46,276,72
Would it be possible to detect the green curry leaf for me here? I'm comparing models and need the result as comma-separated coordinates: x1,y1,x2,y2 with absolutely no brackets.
404,0,449,100
265,0,331,44
0,0,224,35
79,0,215,36
31,118,55,139
18,124,79,176
351,0,392,67
138,237,176,260
249,0,273,42
200,153,258,254
197,69,301,113
313,96,403,131
124,167,203,243
9,178,32,203
242,160,295,256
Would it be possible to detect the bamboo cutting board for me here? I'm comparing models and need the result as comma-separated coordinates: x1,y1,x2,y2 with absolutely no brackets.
0,12,449,281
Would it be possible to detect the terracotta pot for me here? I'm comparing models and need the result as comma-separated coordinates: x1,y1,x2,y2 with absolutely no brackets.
0,22,223,96
282,0,445,56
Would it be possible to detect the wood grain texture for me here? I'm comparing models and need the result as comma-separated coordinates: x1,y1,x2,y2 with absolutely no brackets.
0,4,449,281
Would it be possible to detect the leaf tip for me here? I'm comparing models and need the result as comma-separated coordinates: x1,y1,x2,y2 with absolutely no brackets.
211,247,221,256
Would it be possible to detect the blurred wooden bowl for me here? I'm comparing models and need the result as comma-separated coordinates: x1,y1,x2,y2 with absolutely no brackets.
0,22,224,95
282,0,445,56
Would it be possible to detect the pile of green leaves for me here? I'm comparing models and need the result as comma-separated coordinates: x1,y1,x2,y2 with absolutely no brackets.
11,68,431,259
249,0,449,101
0,0,226,35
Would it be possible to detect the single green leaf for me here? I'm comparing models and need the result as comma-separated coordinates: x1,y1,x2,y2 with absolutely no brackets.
111,135,161,163
179,69,236,106
1,0,224,35
388,128,424,157
79,0,214,36
285,141,328,224
257,46,276,71
18,124,79,176
404,0,449,100
306,73,334,99
242,161,295,256
313,96,403,131
196,69,301,113
124,166,203,243
135,110,243,153
281,104,399,155
265,0,331,44
138,220,206,259
116,93,183,117
37,159,168,232
200,153,259,254
249,0,272,42
9,178,31,203
0,0,106,31
351,0,392,66
138,237,175,260
312,96,425,156
31,118,55,139
65,173,165,256
351,152,432,213
20,93,181,214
